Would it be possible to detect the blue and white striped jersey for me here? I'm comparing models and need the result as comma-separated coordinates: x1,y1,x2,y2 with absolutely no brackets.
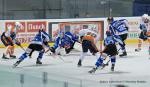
109,19,128,35
31,31,50,45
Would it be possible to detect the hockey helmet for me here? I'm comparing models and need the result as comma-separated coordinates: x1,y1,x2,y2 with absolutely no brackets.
106,31,111,36
142,14,148,19
107,17,114,22
142,14,149,23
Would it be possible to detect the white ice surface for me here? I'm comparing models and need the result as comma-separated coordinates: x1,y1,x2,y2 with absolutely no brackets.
0,44,150,87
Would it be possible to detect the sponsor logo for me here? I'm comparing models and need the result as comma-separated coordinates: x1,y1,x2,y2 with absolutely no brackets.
5,22,25,33
128,21,139,26
27,21,46,32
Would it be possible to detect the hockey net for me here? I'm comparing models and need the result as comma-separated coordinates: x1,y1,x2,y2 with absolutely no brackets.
51,21,104,51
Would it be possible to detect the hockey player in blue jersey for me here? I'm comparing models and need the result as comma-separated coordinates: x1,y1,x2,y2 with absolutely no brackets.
88,31,118,73
107,17,129,57
49,31,78,55
13,29,51,67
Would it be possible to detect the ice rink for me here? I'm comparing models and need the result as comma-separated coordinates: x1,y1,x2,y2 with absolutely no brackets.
0,44,150,87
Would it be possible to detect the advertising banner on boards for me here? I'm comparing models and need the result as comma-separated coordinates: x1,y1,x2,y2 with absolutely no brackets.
4,21,47,44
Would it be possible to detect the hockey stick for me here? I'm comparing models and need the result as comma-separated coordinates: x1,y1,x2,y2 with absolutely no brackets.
19,45,26,51
100,48,120,69
101,59,110,70
117,48,121,52
46,52,72,63
100,47,121,69
44,46,72,63
89,47,120,73
15,39,26,51
56,55,72,63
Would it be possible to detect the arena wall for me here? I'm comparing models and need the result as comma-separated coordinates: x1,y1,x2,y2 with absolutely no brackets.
0,17,147,48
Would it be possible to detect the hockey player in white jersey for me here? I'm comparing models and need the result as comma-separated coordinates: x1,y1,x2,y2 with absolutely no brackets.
13,29,51,67
135,14,150,52
77,30,100,67
107,17,129,57
78,27,100,43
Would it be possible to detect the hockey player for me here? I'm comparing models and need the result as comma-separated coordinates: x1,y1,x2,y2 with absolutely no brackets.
89,31,118,73
77,32,99,67
49,31,78,55
77,27,100,54
78,28,99,43
107,17,129,57
64,31,79,54
135,14,150,52
13,29,51,67
1,23,21,59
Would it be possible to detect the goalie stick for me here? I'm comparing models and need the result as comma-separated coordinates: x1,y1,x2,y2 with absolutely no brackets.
45,49,72,63
56,55,72,63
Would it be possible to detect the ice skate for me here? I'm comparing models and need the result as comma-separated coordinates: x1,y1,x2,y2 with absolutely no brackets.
36,59,42,65
111,64,115,71
2,54,9,59
88,67,97,73
10,55,16,59
135,48,141,52
119,52,127,57
77,59,82,67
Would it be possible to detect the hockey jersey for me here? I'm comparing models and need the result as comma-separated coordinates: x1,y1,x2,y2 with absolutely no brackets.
31,30,50,45
2,30,15,42
78,29,99,42
104,36,116,46
139,19,150,32
53,31,78,49
109,19,129,35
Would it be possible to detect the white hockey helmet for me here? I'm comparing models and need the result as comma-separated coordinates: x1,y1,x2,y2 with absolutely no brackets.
15,22,22,29
142,14,149,23
142,14,148,18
